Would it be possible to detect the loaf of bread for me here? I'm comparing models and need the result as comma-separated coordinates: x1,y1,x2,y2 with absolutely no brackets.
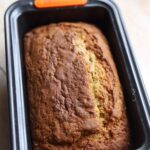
24,23,129,150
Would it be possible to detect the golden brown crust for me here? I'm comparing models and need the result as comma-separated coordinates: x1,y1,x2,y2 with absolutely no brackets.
24,22,129,150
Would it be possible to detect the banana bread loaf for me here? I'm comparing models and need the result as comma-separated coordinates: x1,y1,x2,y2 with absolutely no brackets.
24,22,129,150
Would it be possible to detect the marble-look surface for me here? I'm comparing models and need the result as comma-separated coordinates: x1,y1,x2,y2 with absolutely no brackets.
115,0,150,99
0,0,149,149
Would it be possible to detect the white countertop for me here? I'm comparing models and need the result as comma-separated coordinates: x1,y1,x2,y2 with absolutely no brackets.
0,0,150,149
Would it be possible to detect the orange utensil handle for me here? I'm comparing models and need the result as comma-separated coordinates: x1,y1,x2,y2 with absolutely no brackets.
35,0,88,8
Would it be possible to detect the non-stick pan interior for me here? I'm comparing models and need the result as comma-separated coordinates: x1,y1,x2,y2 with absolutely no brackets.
16,4,145,149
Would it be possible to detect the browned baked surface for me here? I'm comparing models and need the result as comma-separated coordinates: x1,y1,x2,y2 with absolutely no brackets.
24,22,129,150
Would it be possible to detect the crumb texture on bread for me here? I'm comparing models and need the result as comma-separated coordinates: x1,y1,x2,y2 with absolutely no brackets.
24,22,129,150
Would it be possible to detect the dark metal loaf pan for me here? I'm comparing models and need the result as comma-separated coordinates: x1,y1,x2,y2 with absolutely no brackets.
5,0,150,149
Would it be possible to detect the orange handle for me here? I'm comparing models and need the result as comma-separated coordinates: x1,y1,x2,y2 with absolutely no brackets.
35,0,88,8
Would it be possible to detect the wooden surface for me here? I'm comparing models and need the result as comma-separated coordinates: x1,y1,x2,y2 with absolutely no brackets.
0,0,150,149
